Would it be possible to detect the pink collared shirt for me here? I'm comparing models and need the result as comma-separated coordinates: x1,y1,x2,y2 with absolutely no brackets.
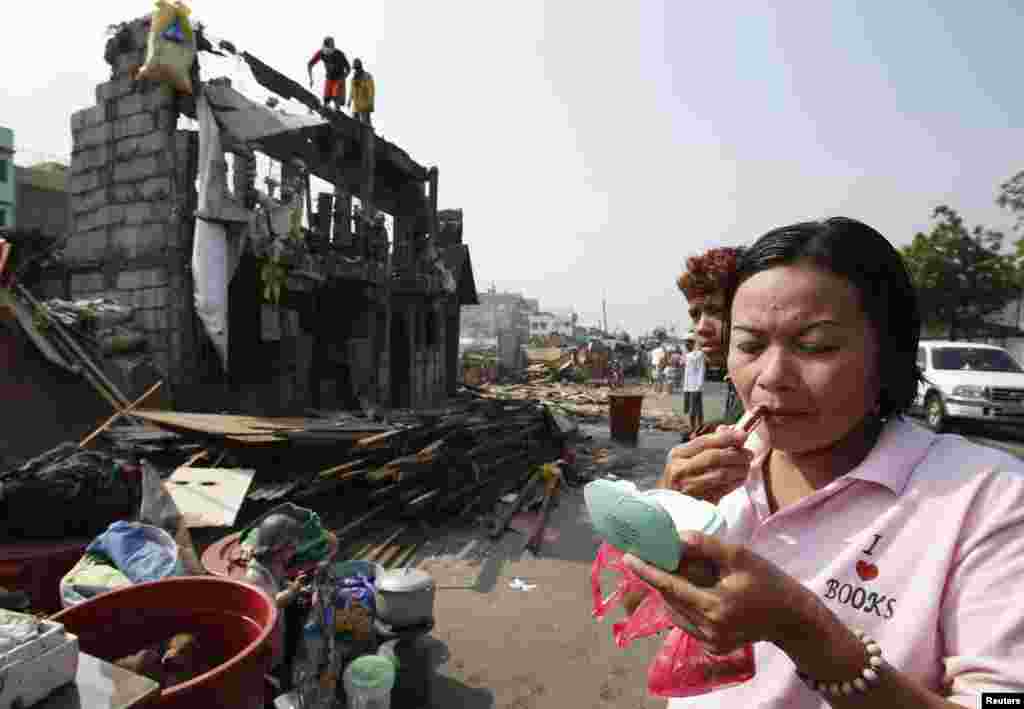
668,418,1024,708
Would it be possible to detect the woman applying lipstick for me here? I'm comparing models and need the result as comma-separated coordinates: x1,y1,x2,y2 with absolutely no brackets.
627,218,1024,707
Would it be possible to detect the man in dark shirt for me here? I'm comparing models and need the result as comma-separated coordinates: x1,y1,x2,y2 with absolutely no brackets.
307,37,351,111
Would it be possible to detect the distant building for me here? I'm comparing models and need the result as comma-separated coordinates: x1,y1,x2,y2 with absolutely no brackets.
461,289,534,341
552,313,574,337
0,127,14,228
16,162,70,239
529,312,557,336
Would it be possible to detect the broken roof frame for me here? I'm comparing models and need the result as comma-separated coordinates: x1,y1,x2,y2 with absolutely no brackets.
196,44,477,302
210,54,429,211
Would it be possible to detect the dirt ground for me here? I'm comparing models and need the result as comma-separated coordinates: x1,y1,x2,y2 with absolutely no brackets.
388,422,682,709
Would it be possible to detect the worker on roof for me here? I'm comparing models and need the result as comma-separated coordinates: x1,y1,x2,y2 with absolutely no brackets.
308,37,351,112
349,58,375,127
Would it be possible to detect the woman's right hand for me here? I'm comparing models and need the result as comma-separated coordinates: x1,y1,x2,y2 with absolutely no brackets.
659,426,755,503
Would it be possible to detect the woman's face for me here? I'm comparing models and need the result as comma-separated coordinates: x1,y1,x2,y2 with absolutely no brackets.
687,292,728,367
727,262,880,455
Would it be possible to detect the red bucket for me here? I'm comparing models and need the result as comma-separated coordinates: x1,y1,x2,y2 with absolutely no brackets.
51,576,277,709
609,393,644,445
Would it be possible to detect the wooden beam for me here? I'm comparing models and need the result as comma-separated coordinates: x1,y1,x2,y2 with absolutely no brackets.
375,140,428,181
361,124,377,218
428,167,439,238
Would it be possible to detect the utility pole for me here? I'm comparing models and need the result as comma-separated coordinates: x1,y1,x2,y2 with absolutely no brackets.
602,295,608,335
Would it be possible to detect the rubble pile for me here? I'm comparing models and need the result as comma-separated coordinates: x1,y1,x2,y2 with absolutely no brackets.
479,381,689,432
106,388,571,566
481,382,611,421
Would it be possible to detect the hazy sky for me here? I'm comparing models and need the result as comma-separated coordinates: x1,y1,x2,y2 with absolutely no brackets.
3,1,1022,336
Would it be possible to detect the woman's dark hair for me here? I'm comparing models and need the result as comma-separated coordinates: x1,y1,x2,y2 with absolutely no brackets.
728,217,921,419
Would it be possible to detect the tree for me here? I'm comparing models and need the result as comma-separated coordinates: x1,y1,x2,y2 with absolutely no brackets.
997,170,1024,233
651,326,668,343
996,171,1024,272
900,206,1020,340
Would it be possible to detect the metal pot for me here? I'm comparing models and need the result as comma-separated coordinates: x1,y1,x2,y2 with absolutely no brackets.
374,568,435,628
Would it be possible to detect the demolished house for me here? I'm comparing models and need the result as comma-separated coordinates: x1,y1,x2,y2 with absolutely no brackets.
50,16,477,417
0,16,606,708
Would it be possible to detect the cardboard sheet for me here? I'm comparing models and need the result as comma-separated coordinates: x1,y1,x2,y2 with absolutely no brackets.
166,467,256,528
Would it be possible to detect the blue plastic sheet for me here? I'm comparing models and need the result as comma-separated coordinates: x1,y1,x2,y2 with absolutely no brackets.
85,521,179,584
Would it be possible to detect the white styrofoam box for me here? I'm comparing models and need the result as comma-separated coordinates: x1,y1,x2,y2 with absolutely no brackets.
0,612,71,671
0,631,79,709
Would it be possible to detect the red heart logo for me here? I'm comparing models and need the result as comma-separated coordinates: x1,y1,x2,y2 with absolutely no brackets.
856,560,879,581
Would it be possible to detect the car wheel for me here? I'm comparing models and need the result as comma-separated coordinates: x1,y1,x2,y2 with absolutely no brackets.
924,392,946,433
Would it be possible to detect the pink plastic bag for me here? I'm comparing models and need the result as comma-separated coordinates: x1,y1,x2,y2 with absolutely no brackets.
591,542,674,646
648,628,756,697
591,542,756,698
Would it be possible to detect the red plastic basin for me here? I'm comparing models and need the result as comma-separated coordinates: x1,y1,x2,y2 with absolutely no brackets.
51,576,278,709
202,530,339,581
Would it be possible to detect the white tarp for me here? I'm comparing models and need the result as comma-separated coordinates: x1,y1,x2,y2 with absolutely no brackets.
192,91,244,372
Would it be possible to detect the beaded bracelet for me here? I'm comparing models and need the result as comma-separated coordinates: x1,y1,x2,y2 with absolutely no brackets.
795,629,885,697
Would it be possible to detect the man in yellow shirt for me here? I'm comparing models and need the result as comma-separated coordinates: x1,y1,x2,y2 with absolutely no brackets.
348,58,375,127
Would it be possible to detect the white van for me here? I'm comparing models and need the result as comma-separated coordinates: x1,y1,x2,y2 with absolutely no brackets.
914,340,1024,432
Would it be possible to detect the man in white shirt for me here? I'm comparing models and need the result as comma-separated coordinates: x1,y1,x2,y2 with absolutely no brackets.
682,338,706,432
649,344,667,393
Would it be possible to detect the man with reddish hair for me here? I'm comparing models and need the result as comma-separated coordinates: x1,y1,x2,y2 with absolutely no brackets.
620,247,749,614
676,246,745,427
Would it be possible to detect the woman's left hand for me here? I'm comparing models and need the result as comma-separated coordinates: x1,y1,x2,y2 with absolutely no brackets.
623,532,810,655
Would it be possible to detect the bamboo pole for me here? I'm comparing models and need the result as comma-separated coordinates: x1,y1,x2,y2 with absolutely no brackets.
331,501,392,542
14,283,132,409
79,380,164,448
369,543,399,564
317,457,374,480
363,525,408,561
390,543,421,570
376,542,408,568
348,541,377,559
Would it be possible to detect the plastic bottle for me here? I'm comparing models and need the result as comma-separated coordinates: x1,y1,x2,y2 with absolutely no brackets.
292,618,325,707
304,619,325,668
342,655,396,709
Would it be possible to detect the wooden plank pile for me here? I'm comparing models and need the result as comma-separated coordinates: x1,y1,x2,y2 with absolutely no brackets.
288,395,564,518
123,390,569,551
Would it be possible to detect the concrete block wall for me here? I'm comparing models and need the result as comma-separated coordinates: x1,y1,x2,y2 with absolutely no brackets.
66,16,184,394
166,129,198,400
